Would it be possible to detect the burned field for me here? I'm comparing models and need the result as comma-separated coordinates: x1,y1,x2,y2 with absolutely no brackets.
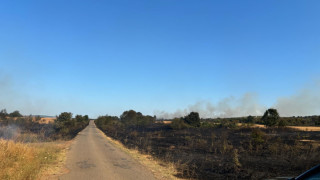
0,111,90,141
97,123,320,179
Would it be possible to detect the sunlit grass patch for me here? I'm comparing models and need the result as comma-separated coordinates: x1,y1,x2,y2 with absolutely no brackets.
0,139,62,180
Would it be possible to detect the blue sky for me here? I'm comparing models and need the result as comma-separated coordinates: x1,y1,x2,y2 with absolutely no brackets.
0,0,320,118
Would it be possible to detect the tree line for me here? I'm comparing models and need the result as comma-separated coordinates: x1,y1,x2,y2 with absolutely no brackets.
96,108,320,130
0,109,90,141
0,109,23,119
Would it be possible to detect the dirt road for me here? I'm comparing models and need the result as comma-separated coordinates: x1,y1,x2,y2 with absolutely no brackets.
59,121,156,180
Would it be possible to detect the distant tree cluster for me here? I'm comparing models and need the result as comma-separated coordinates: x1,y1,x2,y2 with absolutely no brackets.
54,112,90,139
95,110,156,132
0,109,23,120
120,110,156,127
95,115,119,129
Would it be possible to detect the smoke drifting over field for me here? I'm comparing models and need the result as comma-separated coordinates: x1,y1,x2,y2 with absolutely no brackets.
0,124,20,140
156,81,320,119
155,93,266,119
275,80,320,117
0,73,49,116
1,72,320,118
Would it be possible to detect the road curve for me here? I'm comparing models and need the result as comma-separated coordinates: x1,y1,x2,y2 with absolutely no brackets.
59,121,156,180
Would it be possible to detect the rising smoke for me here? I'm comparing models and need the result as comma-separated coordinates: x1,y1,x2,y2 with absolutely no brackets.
155,80,320,119
0,124,21,140
2,72,320,119
155,93,266,119
0,73,48,115
274,80,320,117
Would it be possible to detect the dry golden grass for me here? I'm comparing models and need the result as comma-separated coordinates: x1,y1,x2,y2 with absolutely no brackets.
39,117,56,124
3,116,55,124
289,126,320,131
238,123,320,131
0,139,64,180
96,128,182,180
162,120,173,124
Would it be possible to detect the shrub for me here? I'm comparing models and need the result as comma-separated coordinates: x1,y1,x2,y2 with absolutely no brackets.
251,129,265,144
278,119,287,127
220,119,238,129
262,108,280,127
183,112,200,127
171,118,189,129
246,115,255,124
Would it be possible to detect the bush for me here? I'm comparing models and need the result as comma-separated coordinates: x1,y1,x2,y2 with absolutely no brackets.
246,115,255,124
183,112,200,127
262,108,280,127
171,118,189,129
278,119,287,127
251,129,265,144
220,119,238,129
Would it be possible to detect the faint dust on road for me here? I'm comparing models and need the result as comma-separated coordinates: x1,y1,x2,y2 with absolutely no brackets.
59,121,156,180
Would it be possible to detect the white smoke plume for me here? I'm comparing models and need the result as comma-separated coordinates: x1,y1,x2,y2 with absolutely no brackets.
275,80,320,117
155,80,320,119
0,73,48,115
155,93,266,119
0,124,21,140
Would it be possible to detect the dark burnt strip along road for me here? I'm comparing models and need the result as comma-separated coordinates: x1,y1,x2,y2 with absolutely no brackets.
59,121,156,180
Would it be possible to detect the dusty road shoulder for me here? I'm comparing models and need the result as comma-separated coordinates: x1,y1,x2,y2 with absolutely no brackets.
96,127,181,180
37,140,72,180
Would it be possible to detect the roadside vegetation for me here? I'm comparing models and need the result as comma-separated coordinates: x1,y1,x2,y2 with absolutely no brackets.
0,139,62,180
0,109,90,180
95,108,320,179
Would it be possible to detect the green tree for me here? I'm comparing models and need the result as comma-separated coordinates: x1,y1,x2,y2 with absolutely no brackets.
262,108,280,127
120,110,137,125
183,112,200,127
247,115,255,124
56,112,72,123
75,115,84,122
120,110,155,126
9,110,22,117
0,109,7,120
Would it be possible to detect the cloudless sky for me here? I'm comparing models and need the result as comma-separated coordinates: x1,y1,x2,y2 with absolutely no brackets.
0,0,319,117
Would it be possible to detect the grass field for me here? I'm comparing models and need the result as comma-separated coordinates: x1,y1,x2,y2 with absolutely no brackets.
0,139,65,180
